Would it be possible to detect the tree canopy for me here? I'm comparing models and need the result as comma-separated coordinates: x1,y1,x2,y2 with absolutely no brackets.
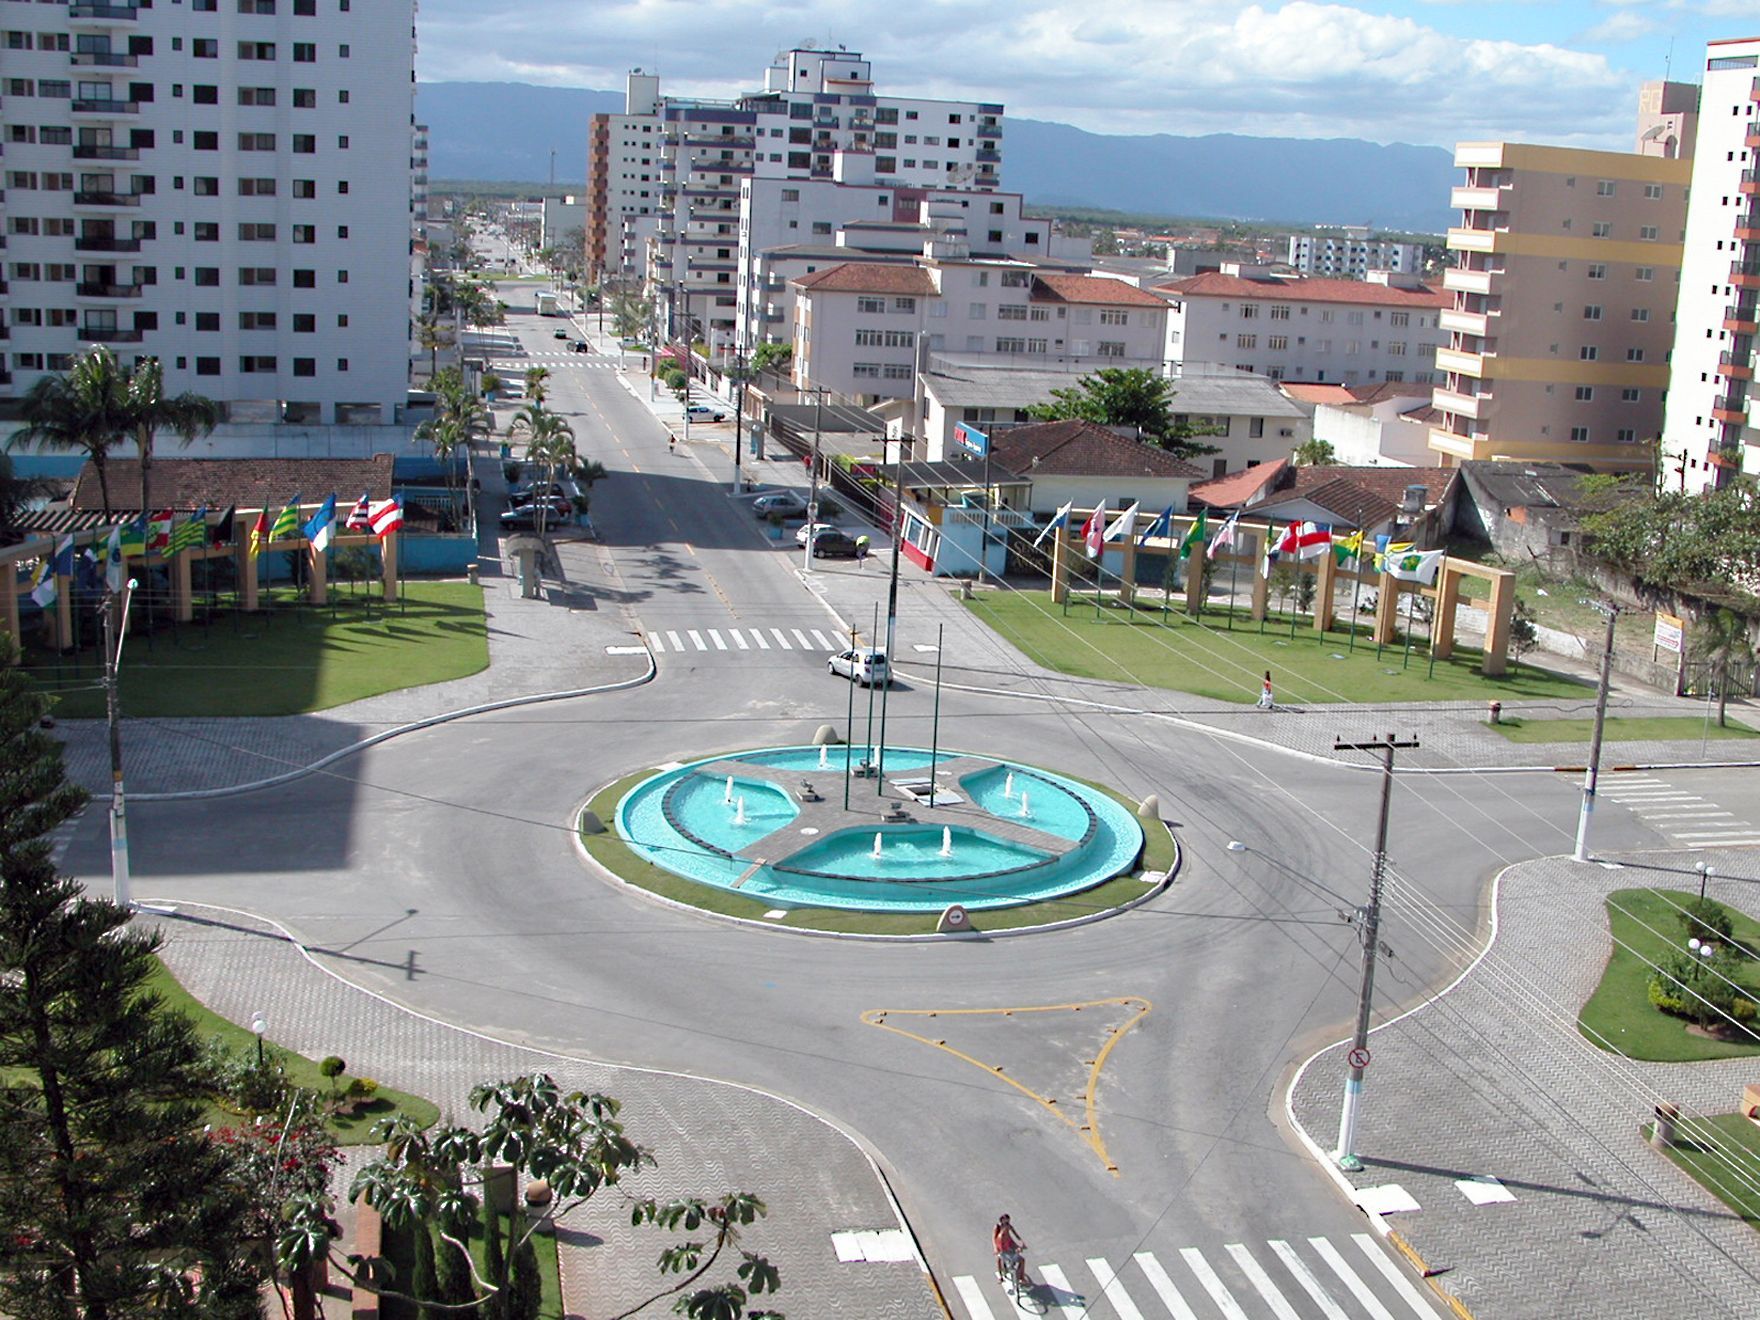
1025,367,1219,459
1578,479,1760,607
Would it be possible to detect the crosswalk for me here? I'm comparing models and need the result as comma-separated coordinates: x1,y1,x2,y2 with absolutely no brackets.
950,1233,1441,1320
644,623,842,656
1597,775,1760,848
490,355,623,369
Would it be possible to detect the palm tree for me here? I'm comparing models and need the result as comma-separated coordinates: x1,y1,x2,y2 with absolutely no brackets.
508,405,575,537
124,357,219,520
417,313,452,381
1692,608,1755,728
9,346,131,518
523,366,550,410
414,383,489,499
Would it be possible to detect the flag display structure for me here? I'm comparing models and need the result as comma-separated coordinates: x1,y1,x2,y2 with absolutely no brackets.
344,491,372,531
303,493,339,553
104,525,126,593
247,509,271,560
1178,509,1208,560
118,514,148,557
367,494,404,539
29,538,71,608
1332,529,1365,568
211,505,236,546
1262,520,1301,577
1206,510,1241,560
1032,501,1072,549
146,510,175,554
269,497,302,542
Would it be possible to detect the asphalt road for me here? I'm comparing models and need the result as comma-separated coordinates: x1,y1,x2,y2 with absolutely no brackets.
82,280,1708,1317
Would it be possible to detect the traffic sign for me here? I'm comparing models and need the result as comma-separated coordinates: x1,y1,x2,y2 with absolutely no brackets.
1347,1046,1371,1070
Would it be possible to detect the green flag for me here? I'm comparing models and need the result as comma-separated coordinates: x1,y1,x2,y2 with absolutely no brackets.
269,496,302,541
169,507,207,554
1178,508,1208,560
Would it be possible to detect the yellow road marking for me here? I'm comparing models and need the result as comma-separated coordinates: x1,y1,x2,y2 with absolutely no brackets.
861,997,1150,1176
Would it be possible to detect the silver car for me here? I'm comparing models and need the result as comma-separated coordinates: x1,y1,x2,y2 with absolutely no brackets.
828,647,891,687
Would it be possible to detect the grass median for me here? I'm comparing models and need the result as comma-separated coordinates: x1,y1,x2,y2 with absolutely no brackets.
1492,715,1758,744
1651,1112,1760,1227
579,766,1175,936
961,590,1591,705
34,581,487,718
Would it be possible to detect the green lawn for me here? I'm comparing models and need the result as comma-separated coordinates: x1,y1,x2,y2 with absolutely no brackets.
1654,1112,1760,1227
1492,716,1757,744
32,581,487,718
962,591,1591,705
581,764,1175,936
1578,888,1760,1062
147,956,439,1143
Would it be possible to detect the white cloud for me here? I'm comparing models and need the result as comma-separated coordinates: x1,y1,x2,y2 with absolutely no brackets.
1579,11,1661,42
415,0,1639,149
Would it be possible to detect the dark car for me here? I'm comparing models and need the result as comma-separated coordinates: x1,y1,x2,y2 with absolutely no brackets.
809,528,860,559
498,497,572,529
508,481,570,506
571,340,590,352
552,328,569,339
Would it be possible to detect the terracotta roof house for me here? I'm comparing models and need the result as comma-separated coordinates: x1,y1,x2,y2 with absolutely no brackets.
1028,273,1169,308
789,263,940,296
987,419,1203,517
1191,461,1459,542
72,455,398,520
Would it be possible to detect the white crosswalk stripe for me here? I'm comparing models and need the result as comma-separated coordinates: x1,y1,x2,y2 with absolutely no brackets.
708,629,727,650
810,628,835,649
665,630,684,653
1595,774,1760,847
730,628,750,649
949,1235,1440,1320
686,630,707,651
790,627,813,649
751,629,771,649
644,619,841,660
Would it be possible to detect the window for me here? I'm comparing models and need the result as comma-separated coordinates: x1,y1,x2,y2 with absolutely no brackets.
1596,180,1615,197
995,337,1026,353
1249,418,1265,439
1240,304,1259,319
1644,183,1663,200
194,85,220,105
238,87,275,106
239,356,276,374
894,297,915,313
1621,387,1641,402
292,88,315,108
997,304,1027,320
1387,340,1406,355
239,311,277,330
293,313,316,333
193,40,219,59
1626,347,1645,362
292,224,314,244
1099,309,1128,326
1270,305,1291,321
1000,271,1029,288
292,42,316,63
293,179,316,198
1631,307,1650,322
968,303,986,319
1592,221,1612,238
1570,426,1590,442
195,312,219,331
195,357,221,376
238,223,276,241
237,132,275,151
237,42,276,61
1580,345,1599,360
1588,264,1607,280
1636,266,1654,282
1389,311,1409,326
293,134,316,154
1575,386,1594,401
856,296,885,314
1097,342,1127,357
1267,335,1288,351
193,177,220,195
193,131,218,151
1237,334,1257,349
1583,305,1602,320
194,267,220,287
1639,226,1658,241
238,268,276,286
238,178,275,196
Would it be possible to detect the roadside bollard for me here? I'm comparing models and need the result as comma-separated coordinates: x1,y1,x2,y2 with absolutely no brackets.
1487,700,1502,726
1651,1101,1679,1149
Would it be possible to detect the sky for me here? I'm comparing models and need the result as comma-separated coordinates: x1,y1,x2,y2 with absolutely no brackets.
415,1,1754,149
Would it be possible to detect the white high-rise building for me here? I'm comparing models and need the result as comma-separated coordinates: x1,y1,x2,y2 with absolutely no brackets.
1658,37,1760,492
1284,228,1423,278
0,0,416,425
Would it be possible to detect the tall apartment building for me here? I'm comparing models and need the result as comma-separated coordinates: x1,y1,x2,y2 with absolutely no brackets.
1154,266,1449,386
1635,79,1700,159
1284,228,1422,277
584,71,661,282
1658,38,1760,492
0,0,416,426
1428,142,1690,468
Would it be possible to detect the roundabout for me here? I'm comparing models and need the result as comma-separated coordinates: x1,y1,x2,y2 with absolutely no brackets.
589,743,1165,929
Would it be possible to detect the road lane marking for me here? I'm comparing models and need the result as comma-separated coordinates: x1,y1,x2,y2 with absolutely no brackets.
1087,1258,1144,1320
1133,1251,1198,1319
1268,1240,1348,1319
810,628,835,649
687,630,707,651
1353,1234,1441,1317
771,628,793,649
708,629,727,650
665,630,684,652
1180,1247,1248,1319
730,629,749,649
950,1276,995,1319
1309,1237,1395,1320
752,630,771,649
1035,1263,1088,1319
790,628,813,649
1226,1244,1300,1320
647,634,665,653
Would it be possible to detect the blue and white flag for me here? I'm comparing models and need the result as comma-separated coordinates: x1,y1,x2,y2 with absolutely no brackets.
1032,501,1073,549
1103,502,1140,543
30,537,73,608
1137,506,1174,545
303,492,339,553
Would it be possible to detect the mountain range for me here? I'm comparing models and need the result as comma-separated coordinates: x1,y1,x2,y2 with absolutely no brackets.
416,81,1457,235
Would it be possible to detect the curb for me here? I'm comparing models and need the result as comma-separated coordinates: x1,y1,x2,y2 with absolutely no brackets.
132,649,657,802
572,770,1180,944
141,899,945,1316
1385,1230,1477,1320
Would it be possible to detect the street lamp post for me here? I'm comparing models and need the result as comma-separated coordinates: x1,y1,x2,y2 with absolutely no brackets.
102,579,138,910
1573,601,1621,863
250,1012,268,1066
1697,861,1716,903
802,388,825,574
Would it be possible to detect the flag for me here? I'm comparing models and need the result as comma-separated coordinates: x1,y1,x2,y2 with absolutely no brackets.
1295,521,1333,561
1384,548,1446,585
29,538,71,608
1081,504,1106,558
1032,501,1072,549
1373,539,1412,573
1332,529,1365,569
1262,520,1301,577
1178,508,1209,560
104,524,126,593
269,496,302,542
344,491,373,531
146,509,175,554
1207,510,1241,560
118,513,148,557
247,509,271,560
1137,506,1174,546
211,505,235,546
303,493,339,553
169,507,208,555
367,493,405,539
1103,502,1140,543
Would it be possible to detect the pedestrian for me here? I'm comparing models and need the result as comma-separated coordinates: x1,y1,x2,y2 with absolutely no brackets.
669,434,677,455
1258,670,1274,710
855,534,871,566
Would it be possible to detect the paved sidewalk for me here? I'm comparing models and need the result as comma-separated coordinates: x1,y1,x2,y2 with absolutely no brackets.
148,902,939,1320
1289,847,1760,1320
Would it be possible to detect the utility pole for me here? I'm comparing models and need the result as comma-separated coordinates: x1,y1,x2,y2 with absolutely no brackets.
1574,601,1622,863
102,580,138,909
677,278,690,448
802,388,824,574
731,350,747,492
874,440,909,789
1333,732,1419,1172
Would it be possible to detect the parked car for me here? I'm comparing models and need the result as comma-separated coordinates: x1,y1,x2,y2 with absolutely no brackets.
499,497,572,530
683,404,727,423
508,481,574,508
794,521,842,546
552,328,569,339
829,647,891,687
571,340,590,353
809,529,861,559
751,491,809,519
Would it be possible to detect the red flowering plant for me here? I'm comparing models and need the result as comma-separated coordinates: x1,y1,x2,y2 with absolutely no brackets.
209,1088,341,1276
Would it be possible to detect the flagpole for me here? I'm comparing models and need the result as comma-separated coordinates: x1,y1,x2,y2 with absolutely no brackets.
843,615,857,810
1347,550,1363,653
1401,584,1416,670
927,622,945,803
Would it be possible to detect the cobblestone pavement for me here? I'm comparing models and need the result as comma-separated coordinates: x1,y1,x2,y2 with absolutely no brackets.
1289,847,1760,1320
150,902,939,1320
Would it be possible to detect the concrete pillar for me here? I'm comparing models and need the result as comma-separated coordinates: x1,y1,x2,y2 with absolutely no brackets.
51,572,73,650
1118,535,1137,609
381,531,399,603
1314,548,1336,633
171,550,193,623
1482,567,1514,677
237,539,260,612
1184,544,1206,616
1,556,18,661
308,543,327,607
1249,532,1269,622
1050,530,1069,606
1432,560,1463,661
1374,573,1400,645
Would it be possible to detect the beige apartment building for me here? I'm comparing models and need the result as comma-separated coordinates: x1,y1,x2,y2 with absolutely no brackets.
1429,143,1691,468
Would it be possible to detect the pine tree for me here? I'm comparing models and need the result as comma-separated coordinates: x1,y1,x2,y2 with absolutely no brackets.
480,1192,506,1320
410,1222,440,1320
0,657,266,1320
505,1235,540,1320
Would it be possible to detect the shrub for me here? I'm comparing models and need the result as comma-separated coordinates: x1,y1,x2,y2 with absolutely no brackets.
1734,997,1758,1025
1678,896,1735,946
346,1076,379,1100
318,1055,346,1092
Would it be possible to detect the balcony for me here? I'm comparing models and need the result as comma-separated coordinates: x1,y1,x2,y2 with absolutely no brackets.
1743,169,1760,197
1450,186,1506,212
1721,350,1755,382
76,281,143,298
1733,258,1760,289
1439,307,1490,337
69,3,139,18
976,148,1001,164
74,235,140,252
1431,386,1492,420
72,144,139,160
1435,346,1491,377
73,191,140,207
71,51,137,67
1727,304,1760,335
1427,424,1484,461
977,119,1002,138
1737,215,1760,243
1447,226,1502,254
1713,394,1749,424
1748,123,1760,149
71,99,140,115
79,326,143,343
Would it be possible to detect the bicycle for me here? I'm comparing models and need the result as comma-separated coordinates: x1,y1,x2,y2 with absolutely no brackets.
998,1247,1028,1296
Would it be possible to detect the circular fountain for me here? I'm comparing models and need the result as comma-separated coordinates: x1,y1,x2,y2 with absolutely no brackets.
614,746,1145,913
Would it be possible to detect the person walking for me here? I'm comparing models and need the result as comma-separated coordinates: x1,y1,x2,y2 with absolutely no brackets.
1258,670,1275,710
855,534,871,566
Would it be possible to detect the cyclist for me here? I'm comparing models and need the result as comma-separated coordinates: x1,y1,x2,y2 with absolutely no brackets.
993,1214,1026,1288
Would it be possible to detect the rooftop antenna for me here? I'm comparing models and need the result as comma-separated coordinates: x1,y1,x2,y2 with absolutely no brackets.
1663,37,1673,82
